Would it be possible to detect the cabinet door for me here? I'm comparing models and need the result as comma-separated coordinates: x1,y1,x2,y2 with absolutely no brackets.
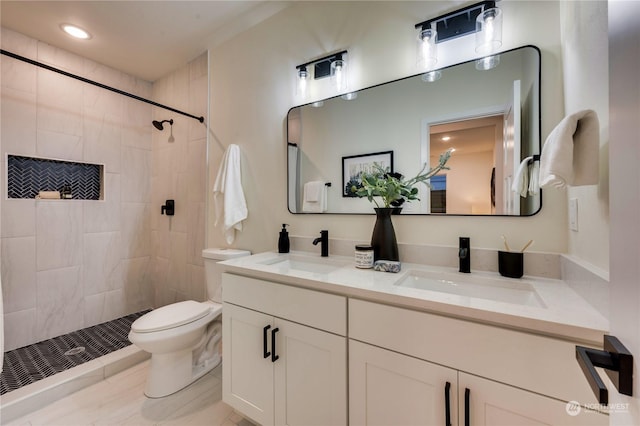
274,318,347,426
349,340,458,426
459,372,608,426
222,303,275,426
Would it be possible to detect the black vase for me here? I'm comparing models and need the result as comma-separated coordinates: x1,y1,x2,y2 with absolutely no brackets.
371,207,399,261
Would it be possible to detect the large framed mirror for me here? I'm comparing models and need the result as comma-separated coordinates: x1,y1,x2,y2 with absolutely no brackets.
287,45,541,216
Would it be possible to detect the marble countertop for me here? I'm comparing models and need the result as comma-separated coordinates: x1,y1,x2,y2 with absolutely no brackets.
219,251,609,345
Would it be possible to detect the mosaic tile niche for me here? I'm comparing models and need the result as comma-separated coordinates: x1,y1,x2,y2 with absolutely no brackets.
7,155,103,200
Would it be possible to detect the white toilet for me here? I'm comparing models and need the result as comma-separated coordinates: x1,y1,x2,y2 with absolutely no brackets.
128,248,250,398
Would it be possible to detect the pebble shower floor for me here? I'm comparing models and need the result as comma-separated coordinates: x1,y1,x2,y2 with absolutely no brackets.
1,310,150,394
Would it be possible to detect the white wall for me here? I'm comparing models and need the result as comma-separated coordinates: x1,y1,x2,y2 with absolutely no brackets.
608,1,640,422
207,1,567,255
559,1,609,274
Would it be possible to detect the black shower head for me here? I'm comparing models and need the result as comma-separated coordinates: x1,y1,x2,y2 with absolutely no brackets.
152,119,173,131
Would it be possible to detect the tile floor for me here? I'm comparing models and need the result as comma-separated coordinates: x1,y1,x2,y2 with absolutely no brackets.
4,361,254,426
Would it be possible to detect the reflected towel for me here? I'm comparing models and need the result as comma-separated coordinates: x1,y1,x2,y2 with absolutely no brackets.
528,160,540,196
511,156,533,197
539,110,600,188
302,181,327,213
213,144,248,244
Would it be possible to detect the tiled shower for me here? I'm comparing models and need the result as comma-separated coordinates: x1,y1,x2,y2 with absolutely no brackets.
0,27,209,352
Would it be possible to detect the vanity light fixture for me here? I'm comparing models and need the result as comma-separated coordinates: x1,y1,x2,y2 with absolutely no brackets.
415,1,502,73
295,50,349,97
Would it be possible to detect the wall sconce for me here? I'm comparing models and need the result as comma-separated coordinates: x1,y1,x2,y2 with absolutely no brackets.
295,50,349,98
415,1,502,73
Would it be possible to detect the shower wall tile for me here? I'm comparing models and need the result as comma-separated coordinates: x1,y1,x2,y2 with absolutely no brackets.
3,309,37,351
83,231,123,296
121,146,151,202
188,264,206,302
169,231,188,294
1,87,37,156
1,29,37,94
36,265,84,341
120,202,151,259
1,29,162,350
83,109,122,173
1,199,35,238
36,129,83,162
152,228,170,260
36,201,83,271
37,41,84,74
122,98,152,150
84,173,121,233
36,70,83,141
187,202,206,266
84,289,126,328
188,139,207,202
1,236,36,313
169,173,189,233
189,75,208,141
122,256,152,313
83,59,123,94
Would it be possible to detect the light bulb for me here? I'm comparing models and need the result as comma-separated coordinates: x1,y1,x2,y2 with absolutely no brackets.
297,67,309,98
331,58,348,92
417,28,437,71
475,8,502,55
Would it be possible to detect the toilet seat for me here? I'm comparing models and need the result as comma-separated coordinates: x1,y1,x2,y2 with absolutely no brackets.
131,301,214,333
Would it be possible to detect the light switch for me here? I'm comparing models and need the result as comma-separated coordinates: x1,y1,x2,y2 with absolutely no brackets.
569,198,578,231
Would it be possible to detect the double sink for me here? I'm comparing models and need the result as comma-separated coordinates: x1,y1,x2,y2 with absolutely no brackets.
258,253,545,308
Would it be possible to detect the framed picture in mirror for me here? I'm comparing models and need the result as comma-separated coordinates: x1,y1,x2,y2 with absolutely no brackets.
342,151,393,197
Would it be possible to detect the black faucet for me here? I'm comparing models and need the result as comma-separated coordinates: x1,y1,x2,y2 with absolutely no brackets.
313,230,329,257
459,237,470,273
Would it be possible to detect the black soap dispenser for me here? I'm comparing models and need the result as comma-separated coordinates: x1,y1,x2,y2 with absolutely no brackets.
278,224,290,253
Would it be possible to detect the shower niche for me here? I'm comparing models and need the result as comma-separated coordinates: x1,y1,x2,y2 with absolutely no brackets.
7,154,104,200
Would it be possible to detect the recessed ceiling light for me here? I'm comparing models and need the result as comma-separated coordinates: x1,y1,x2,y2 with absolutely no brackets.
441,136,451,141
60,24,92,40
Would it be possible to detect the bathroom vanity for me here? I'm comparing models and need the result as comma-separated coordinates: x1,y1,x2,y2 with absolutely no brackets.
219,251,609,426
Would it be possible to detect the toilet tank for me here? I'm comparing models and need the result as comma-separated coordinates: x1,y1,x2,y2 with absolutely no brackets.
202,248,251,303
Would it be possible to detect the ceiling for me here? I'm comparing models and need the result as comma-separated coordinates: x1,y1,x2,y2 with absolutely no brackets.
1,1,290,82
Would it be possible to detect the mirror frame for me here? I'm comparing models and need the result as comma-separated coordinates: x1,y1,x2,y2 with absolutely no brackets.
287,45,542,216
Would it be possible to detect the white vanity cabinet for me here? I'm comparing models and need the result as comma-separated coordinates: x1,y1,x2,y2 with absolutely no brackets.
221,273,347,426
349,299,608,426
349,339,458,426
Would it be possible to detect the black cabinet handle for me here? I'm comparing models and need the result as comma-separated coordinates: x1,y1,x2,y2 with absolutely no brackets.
271,327,280,362
464,388,470,426
263,325,271,359
444,382,451,426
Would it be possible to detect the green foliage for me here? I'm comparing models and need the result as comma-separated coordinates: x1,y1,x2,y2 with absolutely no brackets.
350,148,453,208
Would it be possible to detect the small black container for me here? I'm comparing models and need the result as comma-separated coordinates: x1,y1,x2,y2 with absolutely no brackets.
498,251,523,278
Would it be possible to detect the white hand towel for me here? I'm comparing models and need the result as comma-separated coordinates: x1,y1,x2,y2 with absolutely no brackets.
302,181,327,213
213,144,248,244
511,156,533,197
528,160,540,196
539,109,600,188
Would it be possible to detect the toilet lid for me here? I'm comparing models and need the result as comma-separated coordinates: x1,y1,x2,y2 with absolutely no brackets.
131,301,212,333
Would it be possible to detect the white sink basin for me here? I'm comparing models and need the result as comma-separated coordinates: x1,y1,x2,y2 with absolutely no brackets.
259,254,347,274
395,269,546,308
